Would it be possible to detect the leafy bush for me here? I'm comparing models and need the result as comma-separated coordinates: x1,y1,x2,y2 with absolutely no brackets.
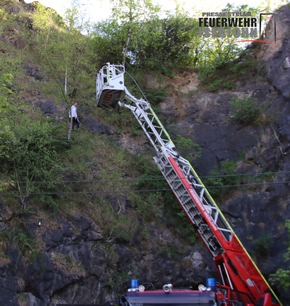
199,54,259,93
253,234,271,257
230,97,261,125
207,79,235,92
1,119,66,209
143,87,166,104
204,160,239,199
230,57,257,77
174,134,202,161
199,63,236,92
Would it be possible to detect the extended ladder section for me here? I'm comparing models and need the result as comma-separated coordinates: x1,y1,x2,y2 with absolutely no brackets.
96,63,281,306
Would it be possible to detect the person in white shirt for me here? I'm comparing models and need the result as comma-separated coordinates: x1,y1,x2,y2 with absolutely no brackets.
69,101,80,129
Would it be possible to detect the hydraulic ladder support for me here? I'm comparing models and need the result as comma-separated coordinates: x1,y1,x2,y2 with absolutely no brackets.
96,63,281,306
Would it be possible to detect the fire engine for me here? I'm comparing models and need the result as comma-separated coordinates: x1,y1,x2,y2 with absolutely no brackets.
96,63,282,306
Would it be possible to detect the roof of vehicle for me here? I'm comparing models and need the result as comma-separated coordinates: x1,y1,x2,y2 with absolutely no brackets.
123,289,216,305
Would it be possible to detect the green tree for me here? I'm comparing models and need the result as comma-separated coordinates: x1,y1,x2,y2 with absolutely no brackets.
92,19,125,66
92,2,263,72
136,13,197,69
30,2,96,100
270,220,290,289
92,0,197,70
92,0,161,66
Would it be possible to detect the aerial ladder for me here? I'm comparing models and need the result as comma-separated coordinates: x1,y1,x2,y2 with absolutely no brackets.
96,63,282,306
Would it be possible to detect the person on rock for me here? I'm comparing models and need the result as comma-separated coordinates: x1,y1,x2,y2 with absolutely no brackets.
69,101,80,130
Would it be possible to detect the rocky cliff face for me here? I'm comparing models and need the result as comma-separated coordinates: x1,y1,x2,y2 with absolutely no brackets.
156,6,290,303
0,1,290,305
